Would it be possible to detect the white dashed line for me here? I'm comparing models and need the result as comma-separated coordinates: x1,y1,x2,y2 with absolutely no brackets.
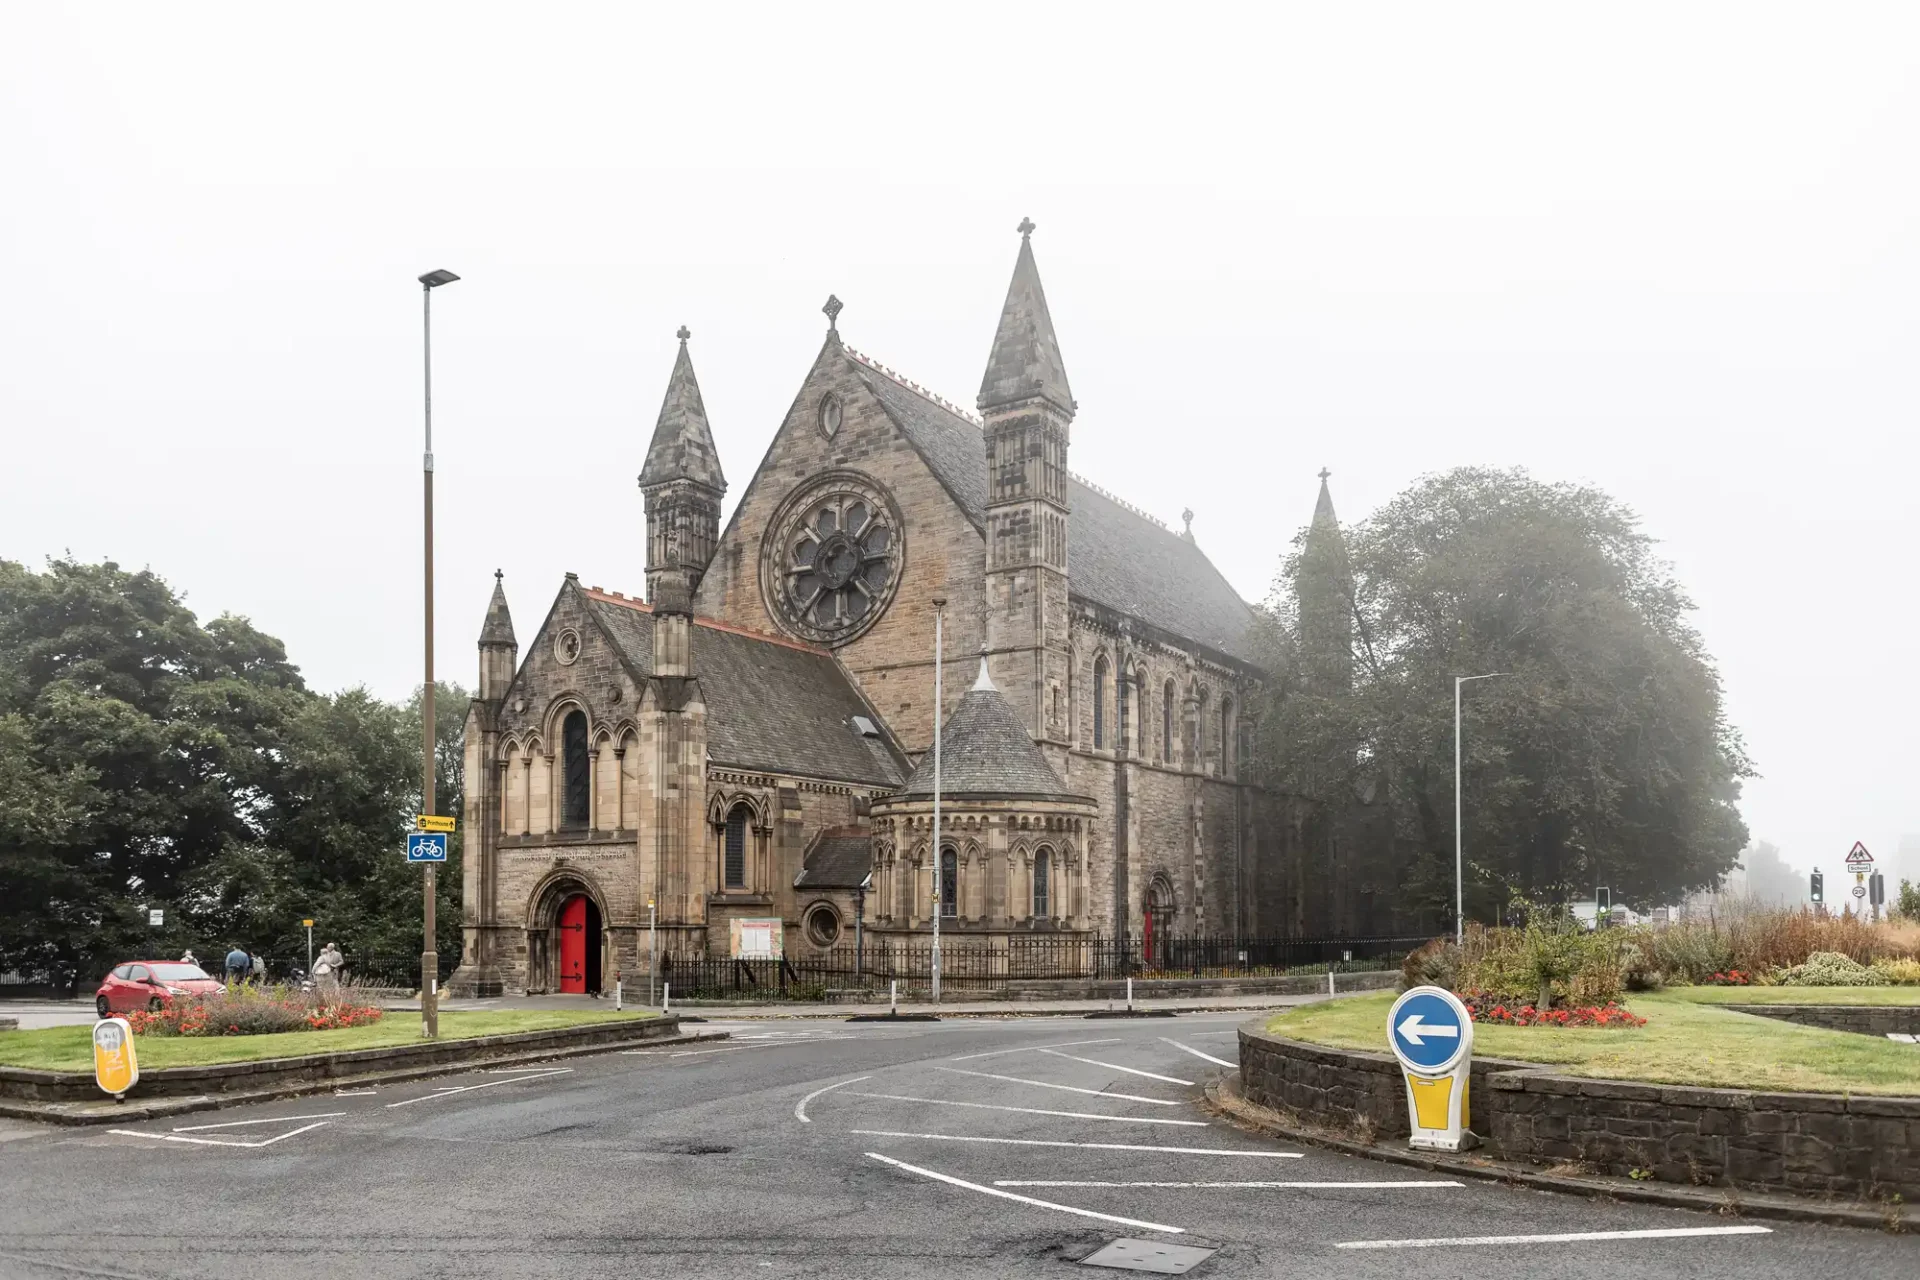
866,1152,1185,1235
849,1092,1208,1126
171,1112,347,1132
1337,1226,1773,1250
794,1075,871,1123
932,1066,1181,1107
384,1068,570,1108
1037,1048,1194,1086
1160,1038,1236,1068
997,1180,1463,1189
850,1130,1302,1157
948,1038,1124,1061
107,1118,341,1149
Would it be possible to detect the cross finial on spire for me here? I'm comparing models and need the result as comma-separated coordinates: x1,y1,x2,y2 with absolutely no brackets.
494,568,502,581
1182,507,1194,533
1318,467,1331,483
676,325,690,345
822,294,843,332
1017,216,1036,240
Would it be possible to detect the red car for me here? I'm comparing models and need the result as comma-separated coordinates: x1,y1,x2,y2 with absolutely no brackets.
95,961,226,1017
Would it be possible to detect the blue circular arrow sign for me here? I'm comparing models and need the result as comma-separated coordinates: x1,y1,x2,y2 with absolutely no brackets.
1387,986,1470,1074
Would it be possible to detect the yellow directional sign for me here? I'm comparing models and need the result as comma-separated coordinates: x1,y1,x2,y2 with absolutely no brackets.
415,814,456,834
93,1017,140,1097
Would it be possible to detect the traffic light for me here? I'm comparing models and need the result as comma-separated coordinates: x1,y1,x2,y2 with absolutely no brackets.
1810,870,1824,904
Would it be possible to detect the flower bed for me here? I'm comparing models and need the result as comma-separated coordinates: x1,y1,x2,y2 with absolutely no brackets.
1459,992,1647,1028
126,986,383,1038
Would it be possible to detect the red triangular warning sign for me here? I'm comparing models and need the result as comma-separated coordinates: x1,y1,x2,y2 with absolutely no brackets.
1844,841,1873,866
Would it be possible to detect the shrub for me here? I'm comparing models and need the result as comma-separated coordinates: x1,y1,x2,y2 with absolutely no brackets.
1401,938,1460,992
1459,992,1647,1028
1635,923,1735,985
126,984,385,1037
1454,905,1627,1008
1775,950,1888,987
1870,957,1920,986
1703,969,1751,986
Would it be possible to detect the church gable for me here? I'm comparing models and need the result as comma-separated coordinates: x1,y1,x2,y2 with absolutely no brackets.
692,331,989,753
494,576,644,755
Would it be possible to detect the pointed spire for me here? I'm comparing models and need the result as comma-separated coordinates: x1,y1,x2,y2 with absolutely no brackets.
977,218,1074,413
639,329,725,492
972,651,995,692
479,570,516,647
1312,468,1338,530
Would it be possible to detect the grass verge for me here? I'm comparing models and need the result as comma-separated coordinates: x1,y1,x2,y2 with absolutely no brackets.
0,1009,659,1073
1268,992,1920,1095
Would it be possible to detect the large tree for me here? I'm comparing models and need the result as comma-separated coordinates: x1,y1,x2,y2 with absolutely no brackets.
1255,467,1751,923
0,557,465,983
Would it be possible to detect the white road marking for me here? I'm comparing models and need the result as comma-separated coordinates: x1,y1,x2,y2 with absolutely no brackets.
794,1075,872,1123
850,1092,1208,1127
1038,1049,1194,1086
1161,1038,1236,1068
866,1151,1185,1235
384,1068,570,1108
851,1129,1303,1157
107,1121,333,1149
333,1089,377,1096
949,1038,1123,1062
933,1066,1179,1107
172,1112,346,1132
622,1038,837,1058
1337,1226,1774,1250
996,1180,1464,1189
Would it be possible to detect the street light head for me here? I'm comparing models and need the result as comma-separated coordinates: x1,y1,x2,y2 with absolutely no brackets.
418,269,460,288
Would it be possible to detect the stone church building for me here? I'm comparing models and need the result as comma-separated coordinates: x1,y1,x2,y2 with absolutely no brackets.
448,224,1353,998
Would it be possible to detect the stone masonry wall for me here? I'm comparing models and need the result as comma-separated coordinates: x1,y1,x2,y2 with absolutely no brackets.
1738,1004,1920,1038
1239,1022,1920,1202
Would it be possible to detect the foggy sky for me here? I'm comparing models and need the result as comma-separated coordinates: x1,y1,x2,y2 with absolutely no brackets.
3,5,1916,889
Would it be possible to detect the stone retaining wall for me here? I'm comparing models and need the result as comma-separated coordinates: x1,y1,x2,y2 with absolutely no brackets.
1736,1003,1920,1038
1239,1020,1920,1202
0,1014,683,1104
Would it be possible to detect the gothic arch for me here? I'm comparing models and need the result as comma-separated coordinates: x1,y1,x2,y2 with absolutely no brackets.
541,693,591,743
524,864,614,995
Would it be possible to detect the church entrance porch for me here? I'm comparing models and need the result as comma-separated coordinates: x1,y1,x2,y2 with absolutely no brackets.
526,873,608,996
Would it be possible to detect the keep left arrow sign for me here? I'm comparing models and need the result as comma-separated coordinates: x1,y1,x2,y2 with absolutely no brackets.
1397,1014,1461,1047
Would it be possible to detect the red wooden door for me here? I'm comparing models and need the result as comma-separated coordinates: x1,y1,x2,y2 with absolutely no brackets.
558,895,587,993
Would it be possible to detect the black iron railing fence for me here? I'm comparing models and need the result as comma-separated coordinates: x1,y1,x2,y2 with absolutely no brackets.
653,934,1430,1000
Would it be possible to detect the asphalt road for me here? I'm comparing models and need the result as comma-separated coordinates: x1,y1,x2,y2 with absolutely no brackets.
0,1014,1910,1279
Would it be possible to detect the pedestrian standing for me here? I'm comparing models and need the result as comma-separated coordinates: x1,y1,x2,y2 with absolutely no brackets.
224,946,250,986
179,949,197,967
250,953,267,985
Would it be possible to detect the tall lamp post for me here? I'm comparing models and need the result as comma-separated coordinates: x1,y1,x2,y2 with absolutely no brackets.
418,267,459,1038
930,596,946,1004
1454,672,1506,945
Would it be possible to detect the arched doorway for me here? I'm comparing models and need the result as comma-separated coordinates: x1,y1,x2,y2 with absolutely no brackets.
556,893,602,994
1143,878,1174,970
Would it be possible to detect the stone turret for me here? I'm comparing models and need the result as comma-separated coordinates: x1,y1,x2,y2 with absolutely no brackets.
979,219,1076,754
640,327,726,604
1296,469,1354,693
477,569,517,703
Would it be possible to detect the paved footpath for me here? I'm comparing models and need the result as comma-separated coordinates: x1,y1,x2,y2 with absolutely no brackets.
0,1011,1909,1279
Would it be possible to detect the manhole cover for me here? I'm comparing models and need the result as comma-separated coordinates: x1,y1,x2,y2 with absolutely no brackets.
1080,1238,1216,1274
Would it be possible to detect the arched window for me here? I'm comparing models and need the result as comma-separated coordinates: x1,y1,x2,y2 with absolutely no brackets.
724,803,752,890
561,711,590,828
1032,848,1052,920
1162,680,1176,765
1117,668,1131,757
1092,656,1109,749
1195,687,1210,767
1221,695,1236,778
939,847,958,918
1066,649,1077,745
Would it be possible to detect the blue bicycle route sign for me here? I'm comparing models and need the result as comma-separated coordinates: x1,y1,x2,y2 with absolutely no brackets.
1388,988,1469,1073
405,833,448,864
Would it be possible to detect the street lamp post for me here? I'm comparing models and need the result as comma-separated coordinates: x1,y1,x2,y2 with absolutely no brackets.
1454,672,1506,945
930,596,946,1005
417,267,459,1038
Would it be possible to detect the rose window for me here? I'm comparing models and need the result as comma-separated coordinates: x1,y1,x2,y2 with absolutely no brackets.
761,473,903,645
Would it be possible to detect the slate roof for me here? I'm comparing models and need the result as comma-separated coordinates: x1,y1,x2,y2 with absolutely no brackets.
794,828,873,889
583,591,907,788
854,354,1262,665
893,661,1088,801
